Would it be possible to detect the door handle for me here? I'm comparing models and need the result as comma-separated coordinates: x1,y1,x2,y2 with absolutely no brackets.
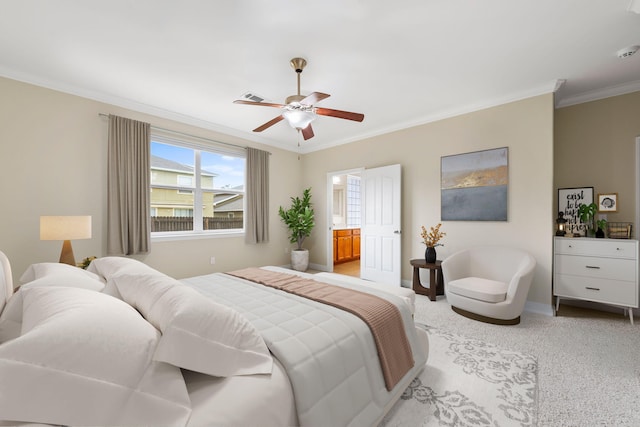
585,265,601,269
394,230,401,234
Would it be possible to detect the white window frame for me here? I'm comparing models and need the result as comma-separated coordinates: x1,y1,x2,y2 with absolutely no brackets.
150,131,246,241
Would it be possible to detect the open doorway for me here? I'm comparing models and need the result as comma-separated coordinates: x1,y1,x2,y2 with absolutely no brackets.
327,169,362,277
326,165,403,284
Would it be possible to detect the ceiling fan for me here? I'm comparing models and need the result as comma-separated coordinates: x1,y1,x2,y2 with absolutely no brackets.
233,57,364,141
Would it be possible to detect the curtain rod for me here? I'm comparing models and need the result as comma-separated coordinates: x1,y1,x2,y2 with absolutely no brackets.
98,113,271,154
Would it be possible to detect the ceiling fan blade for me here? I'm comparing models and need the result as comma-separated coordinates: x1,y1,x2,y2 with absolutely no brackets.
315,107,364,122
233,100,286,108
300,92,330,105
253,115,284,132
301,124,314,140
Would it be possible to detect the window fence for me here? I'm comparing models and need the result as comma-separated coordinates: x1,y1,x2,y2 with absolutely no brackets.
151,216,243,232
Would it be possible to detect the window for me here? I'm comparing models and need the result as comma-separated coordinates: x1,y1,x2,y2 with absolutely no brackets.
177,175,193,187
174,208,193,217
150,132,246,238
346,175,361,228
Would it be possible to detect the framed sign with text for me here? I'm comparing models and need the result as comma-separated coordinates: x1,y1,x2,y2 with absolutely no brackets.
558,187,594,236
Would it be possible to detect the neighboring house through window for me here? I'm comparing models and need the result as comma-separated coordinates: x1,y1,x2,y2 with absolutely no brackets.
150,132,246,237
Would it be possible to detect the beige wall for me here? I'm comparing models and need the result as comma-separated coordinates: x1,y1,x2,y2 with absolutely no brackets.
0,77,301,280
3,72,637,313
303,94,555,309
554,91,640,228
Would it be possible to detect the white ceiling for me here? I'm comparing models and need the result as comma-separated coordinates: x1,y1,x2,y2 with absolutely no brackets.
2,1,639,153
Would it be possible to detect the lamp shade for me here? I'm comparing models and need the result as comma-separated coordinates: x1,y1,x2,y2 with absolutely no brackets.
282,109,316,130
40,216,92,241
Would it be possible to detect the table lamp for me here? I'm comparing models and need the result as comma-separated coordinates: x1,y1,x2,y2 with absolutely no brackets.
40,216,92,266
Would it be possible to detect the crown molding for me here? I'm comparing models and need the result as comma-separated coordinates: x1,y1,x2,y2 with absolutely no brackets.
555,79,640,108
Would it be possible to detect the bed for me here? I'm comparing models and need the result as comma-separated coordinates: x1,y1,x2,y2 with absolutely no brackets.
0,253,428,427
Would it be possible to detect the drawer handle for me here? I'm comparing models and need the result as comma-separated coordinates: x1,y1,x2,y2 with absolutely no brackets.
585,287,600,291
585,265,601,269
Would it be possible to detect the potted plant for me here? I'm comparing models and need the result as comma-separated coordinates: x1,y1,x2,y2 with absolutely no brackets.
578,202,597,237
279,188,315,271
596,218,607,238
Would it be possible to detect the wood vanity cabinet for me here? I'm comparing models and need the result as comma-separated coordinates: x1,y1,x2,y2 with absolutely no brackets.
333,228,361,264
352,229,360,258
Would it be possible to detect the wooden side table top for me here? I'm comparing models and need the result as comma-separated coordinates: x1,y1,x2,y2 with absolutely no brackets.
409,258,442,269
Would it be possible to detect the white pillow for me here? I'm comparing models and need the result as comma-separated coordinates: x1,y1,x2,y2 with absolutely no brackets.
19,262,102,284
21,273,105,292
0,291,23,343
112,274,273,377
87,256,165,281
0,287,191,426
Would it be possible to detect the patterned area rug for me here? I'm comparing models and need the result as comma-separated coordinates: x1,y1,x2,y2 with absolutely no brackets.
381,325,538,427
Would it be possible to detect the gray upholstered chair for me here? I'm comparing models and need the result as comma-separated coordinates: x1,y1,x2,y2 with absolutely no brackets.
441,246,536,325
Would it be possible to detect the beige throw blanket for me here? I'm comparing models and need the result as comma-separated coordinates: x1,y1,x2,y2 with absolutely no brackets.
227,268,414,391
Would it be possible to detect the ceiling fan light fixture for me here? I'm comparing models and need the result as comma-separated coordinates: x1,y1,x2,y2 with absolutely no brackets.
282,108,316,130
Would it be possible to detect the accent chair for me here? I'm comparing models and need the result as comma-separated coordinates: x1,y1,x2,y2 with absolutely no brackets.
441,246,536,325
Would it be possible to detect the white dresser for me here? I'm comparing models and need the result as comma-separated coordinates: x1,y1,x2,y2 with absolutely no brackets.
553,236,639,324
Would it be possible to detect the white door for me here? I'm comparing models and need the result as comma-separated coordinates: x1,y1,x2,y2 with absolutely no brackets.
360,164,402,285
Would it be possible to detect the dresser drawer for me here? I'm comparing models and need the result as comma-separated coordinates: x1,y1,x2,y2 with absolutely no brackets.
555,238,636,259
554,275,638,307
554,255,636,281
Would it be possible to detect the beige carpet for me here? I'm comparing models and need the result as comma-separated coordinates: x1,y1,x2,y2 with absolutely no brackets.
411,296,640,427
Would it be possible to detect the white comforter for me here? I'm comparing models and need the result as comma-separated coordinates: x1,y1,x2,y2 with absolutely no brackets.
182,269,428,427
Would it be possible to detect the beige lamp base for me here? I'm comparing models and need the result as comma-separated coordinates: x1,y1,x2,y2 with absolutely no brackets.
59,240,76,266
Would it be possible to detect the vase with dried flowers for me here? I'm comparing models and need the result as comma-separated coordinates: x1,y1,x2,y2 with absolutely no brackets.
420,224,446,263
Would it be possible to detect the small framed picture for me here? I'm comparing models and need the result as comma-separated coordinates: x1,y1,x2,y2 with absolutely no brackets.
598,193,618,212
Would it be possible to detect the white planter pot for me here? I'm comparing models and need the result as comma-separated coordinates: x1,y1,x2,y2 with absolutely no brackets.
291,249,309,272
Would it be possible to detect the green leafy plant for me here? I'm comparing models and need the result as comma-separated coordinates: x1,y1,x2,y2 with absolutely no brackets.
79,256,97,270
279,187,315,251
596,218,607,230
578,202,597,234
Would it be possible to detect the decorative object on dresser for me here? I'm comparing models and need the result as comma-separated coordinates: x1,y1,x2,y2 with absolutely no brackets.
608,222,633,239
595,219,607,238
553,236,638,324
578,202,598,237
278,188,314,271
555,212,568,236
441,246,536,325
557,187,594,237
597,193,617,212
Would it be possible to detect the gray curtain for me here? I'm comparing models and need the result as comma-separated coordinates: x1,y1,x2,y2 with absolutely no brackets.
245,147,269,243
107,115,151,255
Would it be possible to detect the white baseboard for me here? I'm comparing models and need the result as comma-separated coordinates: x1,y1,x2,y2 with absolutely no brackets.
524,301,554,316
308,262,330,272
